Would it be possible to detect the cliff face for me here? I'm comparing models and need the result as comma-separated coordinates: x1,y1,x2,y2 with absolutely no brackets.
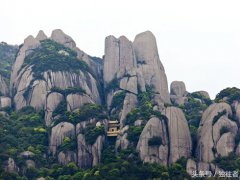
1,29,240,177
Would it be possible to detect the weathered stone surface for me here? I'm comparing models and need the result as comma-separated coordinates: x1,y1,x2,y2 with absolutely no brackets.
29,80,47,110
103,36,120,83
170,81,186,97
49,122,75,155
170,95,187,106
0,96,11,108
137,117,168,165
104,35,136,84
133,31,170,104
0,75,8,96
216,132,236,157
44,71,101,104
45,92,64,126
13,66,34,110
51,29,76,49
36,30,48,41
196,103,233,162
186,159,197,176
119,76,138,94
198,162,210,171
67,94,94,111
212,116,237,144
134,119,143,126
116,126,129,150
11,36,40,92
119,93,137,126
58,151,77,165
164,107,192,163
77,134,105,168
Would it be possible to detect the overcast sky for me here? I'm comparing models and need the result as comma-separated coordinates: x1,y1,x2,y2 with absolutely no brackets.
1,0,240,98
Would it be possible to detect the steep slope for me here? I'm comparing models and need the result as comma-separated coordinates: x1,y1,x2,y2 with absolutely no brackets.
10,30,102,126
104,31,170,127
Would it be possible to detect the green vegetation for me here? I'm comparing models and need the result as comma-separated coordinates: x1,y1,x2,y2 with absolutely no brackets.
52,103,107,125
179,92,212,156
215,87,240,104
51,87,86,96
105,77,119,93
212,110,227,125
58,137,77,152
127,126,144,144
148,136,162,146
111,91,126,110
23,39,92,78
219,126,230,136
0,42,18,79
214,153,240,171
83,125,105,145
0,106,49,174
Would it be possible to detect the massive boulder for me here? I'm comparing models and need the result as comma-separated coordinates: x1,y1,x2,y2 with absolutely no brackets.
10,30,102,118
10,35,41,94
45,92,64,126
164,107,192,164
170,81,187,97
103,31,171,126
137,117,168,165
133,31,170,104
51,29,76,49
0,96,11,108
49,122,75,155
66,94,94,111
77,134,105,168
36,30,48,41
58,151,77,165
170,81,188,105
196,103,237,162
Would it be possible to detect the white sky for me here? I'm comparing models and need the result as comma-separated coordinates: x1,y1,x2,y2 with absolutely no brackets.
1,0,240,99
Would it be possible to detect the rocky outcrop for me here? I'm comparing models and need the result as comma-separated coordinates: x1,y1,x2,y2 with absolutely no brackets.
51,29,76,49
58,151,77,165
186,159,197,175
36,30,48,41
0,96,11,108
11,30,102,115
67,94,94,111
170,81,187,97
45,92,64,126
49,122,75,155
103,31,171,127
0,74,8,96
10,36,40,94
133,31,170,104
116,125,129,150
170,81,188,105
164,107,192,164
119,93,137,126
77,134,105,168
137,117,168,165
196,103,237,162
